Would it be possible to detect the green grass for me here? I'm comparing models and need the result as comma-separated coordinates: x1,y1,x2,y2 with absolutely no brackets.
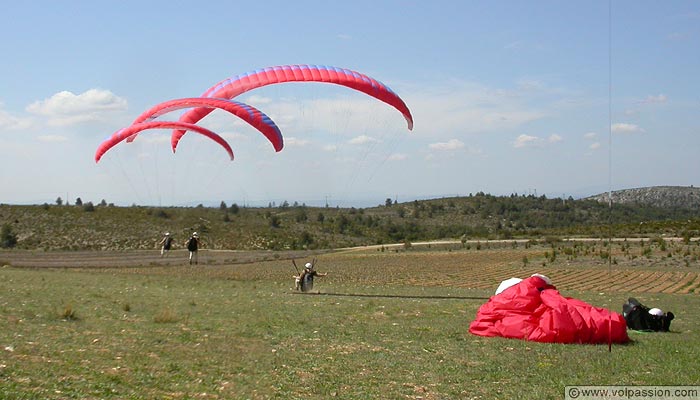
1,250,699,399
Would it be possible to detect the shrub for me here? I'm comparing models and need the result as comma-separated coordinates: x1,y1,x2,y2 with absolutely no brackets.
229,203,239,214
154,308,179,323
60,304,78,321
0,224,18,248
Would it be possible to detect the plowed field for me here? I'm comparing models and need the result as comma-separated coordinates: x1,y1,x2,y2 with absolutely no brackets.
2,239,699,294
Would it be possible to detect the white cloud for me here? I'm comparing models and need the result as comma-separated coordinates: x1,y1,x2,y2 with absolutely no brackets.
504,40,523,50
583,132,597,139
136,133,170,145
640,94,667,104
513,134,542,148
37,135,68,143
244,94,273,106
322,144,337,152
0,108,33,130
507,133,558,149
406,80,548,139
428,139,465,151
611,123,644,134
589,142,601,150
285,137,310,146
348,135,380,145
219,131,250,141
26,89,127,126
387,153,408,161
516,79,545,91
337,33,352,40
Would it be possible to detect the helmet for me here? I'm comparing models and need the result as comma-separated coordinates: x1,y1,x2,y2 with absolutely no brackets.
531,273,552,286
649,308,664,317
165,232,170,236
193,232,198,237
305,262,313,269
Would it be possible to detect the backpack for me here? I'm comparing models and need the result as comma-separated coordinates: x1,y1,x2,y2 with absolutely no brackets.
300,271,315,292
187,237,198,251
622,298,674,332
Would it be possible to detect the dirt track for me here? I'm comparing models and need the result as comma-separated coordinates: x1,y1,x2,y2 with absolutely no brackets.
0,249,324,268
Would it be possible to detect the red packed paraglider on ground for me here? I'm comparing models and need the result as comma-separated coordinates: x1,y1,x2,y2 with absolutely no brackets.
469,274,630,344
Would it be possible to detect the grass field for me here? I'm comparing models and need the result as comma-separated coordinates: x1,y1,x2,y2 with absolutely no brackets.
1,240,699,399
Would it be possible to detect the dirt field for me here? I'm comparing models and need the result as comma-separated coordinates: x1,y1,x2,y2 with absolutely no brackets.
2,239,699,295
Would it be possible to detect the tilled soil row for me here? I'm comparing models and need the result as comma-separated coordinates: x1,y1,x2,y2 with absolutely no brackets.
2,248,698,294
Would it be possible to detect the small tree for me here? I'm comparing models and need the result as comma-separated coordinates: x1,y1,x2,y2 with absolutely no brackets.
55,197,63,206
299,231,314,248
83,202,95,212
75,197,83,206
295,208,308,223
229,203,239,214
1,224,18,248
220,201,228,211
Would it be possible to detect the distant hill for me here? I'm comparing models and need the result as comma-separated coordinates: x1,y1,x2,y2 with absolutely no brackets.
586,186,700,210
1,189,699,252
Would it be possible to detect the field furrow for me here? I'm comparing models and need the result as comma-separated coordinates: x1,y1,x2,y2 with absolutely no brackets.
2,244,699,295
661,272,697,294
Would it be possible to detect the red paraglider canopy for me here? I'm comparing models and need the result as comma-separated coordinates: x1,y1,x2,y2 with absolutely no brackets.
172,64,414,143
469,275,629,344
125,97,283,153
95,64,413,163
95,121,234,162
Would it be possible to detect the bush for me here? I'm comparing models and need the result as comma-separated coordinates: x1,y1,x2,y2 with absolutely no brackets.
59,304,78,321
154,308,179,323
0,224,18,248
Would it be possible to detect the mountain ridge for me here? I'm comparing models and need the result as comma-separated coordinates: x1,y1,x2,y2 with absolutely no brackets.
586,185,700,210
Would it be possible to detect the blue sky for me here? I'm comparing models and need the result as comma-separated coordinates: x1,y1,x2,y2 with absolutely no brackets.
1,1,698,207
